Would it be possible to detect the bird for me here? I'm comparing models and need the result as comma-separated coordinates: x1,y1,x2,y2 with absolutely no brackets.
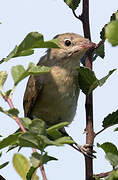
23,33,95,157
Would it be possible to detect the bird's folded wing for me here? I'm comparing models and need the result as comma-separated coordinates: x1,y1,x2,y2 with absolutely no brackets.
23,75,43,117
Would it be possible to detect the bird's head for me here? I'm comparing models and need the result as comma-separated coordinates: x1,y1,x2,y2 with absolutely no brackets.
48,33,95,69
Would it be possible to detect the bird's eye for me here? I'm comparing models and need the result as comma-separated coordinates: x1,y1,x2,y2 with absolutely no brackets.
64,39,71,46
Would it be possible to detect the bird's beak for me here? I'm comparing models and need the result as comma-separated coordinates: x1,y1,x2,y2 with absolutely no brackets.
79,40,96,50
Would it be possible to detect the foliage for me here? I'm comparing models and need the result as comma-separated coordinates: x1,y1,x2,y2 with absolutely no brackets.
64,0,81,10
78,67,116,95
100,11,118,46
0,32,59,64
0,3,118,180
0,152,9,170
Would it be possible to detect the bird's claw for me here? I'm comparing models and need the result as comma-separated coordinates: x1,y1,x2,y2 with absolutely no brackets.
75,143,96,158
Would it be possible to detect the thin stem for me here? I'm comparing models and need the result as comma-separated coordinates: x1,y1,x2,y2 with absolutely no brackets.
40,165,48,180
95,170,113,178
95,39,105,49
81,0,95,178
73,0,94,179
72,9,81,20
0,175,6,180
6,97,26,133
32,148,47,180
81,0,91,40
95,128,106,137
0,58,4,64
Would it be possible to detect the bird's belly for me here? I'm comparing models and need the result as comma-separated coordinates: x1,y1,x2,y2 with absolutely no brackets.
31,83,79,126
31,69,79,126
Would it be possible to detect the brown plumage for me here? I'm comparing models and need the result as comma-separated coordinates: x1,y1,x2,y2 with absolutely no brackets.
23,33,95,127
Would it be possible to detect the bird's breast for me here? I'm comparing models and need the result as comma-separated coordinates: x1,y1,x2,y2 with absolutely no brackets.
31,66,80,126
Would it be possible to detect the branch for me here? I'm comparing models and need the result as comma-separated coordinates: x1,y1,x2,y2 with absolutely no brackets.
95,39,105,49
0,175,6,180
73,0,94,180
95,170,113,178
40,165,48,180
3,95,26,133
95,128,106,137
32,148,47,180
72,9,82,20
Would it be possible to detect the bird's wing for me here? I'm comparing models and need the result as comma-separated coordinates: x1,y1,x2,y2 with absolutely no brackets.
23,53,50,117
23,75,43,117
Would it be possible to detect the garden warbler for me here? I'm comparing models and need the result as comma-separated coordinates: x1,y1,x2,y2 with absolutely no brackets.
23,33,95,156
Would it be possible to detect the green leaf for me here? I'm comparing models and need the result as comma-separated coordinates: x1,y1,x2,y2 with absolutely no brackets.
114,127,118,131
0,152,2,157
3,46,19,62
19,118,32,129
78,67,116,94
64,0,81,10
98,142,118,167
7,144,18,152
0,71,7,89
18,132,39,149
98,142,118,154
47,122,69,139
13,153,30,180
93,175,101,180
36,135,54,148
0,161,9,169
94,43,105,59
11,65,25,86
106,169,118,180
47,129,62,139
2,32,59,63
30,154,40,168
105,20,118,46
27,63,50,75
0,132,21,150
29,119,46,136
0,107,19,117
26,166,38,180
5,89,12,96
54,136,74,145
100,25,107,40
19,129,59,150
16,32,59,54
100,11,118,41
106,153,118,167
7,108,19,116
78,67,98,94
31,152,57,167
98,69,116,86
47,122,69,132
11,63,50,86
0,107,4,113
116,11,118,20
110,11,118,21
102,109,118,128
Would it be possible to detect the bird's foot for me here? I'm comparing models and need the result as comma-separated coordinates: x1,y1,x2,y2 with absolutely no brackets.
73,143,96,158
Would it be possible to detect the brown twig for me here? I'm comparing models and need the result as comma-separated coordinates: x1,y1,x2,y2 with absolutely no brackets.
80,0,94,179
0,175,6,180
72,9,81,20
6,97,26,133
95,170,113,178
95,128,106,137
95,39,105,49
2,94,47,180
40,165,48,180
73,0,94,180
